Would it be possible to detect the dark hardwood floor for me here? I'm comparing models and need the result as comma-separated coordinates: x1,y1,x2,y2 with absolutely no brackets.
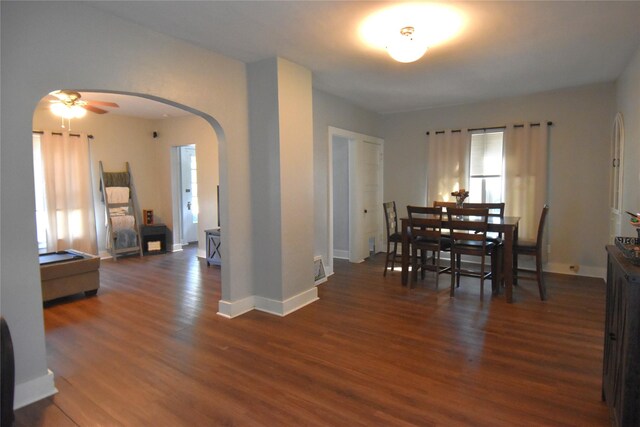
15,247,610,426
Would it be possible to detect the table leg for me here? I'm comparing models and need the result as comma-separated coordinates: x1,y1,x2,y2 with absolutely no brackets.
503,225,516,303
401,218,409,286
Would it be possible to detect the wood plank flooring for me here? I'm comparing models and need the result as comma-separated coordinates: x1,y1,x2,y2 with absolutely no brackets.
15,247,610,426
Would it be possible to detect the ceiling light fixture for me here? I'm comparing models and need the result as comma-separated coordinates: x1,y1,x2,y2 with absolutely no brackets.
45,90,120,130
360,3,464,64
49,90,87,130
386,26,429,63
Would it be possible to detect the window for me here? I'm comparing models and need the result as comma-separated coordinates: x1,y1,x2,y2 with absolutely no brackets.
469,131,504,203
32,132,97,254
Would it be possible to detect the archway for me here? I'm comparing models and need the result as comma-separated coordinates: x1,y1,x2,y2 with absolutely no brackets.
32,90,223,263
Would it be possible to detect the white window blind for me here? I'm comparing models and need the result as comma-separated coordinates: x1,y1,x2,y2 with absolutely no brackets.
469,131,504,203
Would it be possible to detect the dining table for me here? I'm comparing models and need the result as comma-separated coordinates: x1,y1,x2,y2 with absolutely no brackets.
400,215,520,303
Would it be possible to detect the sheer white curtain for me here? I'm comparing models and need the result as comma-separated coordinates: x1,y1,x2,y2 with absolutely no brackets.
426,129,470,205
35,131,98,254
504,123,549,240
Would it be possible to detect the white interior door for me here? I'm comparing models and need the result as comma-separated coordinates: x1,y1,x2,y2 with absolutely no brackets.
349,139,383,263
180,145,198,244
609,113,624,243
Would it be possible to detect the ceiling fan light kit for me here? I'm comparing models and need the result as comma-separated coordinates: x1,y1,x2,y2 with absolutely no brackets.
50,101,87,119
48,90,119,130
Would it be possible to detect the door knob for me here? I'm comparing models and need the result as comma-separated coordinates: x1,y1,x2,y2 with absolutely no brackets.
187,201,192,210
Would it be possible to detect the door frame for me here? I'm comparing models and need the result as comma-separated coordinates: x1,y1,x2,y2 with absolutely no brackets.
609,112,625,243
179,144,197,244
170,146,184,252
328,127,384,270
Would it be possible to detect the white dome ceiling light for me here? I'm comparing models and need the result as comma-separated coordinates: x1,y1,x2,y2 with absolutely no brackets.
360,3,464,64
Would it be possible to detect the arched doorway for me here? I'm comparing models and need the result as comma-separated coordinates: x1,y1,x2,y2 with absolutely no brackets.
32,90,222,261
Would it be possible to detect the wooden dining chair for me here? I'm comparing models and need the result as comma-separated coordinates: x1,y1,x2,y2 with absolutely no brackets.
463,202,505,284
514,205,549,300
383,201,402,276
446,207,499,298
407,206,450,288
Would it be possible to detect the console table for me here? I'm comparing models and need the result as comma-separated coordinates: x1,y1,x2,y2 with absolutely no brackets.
205,228,221,266
603,245,640,426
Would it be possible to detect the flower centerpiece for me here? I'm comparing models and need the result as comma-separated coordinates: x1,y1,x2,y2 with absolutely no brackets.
627,211,640,239
451,188,469,208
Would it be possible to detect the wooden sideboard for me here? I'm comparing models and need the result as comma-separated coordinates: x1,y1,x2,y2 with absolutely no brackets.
603,245,640,426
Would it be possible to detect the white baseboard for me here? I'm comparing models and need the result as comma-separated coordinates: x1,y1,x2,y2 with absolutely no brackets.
411,254,606,280
14,369,57,410
255,287,319,316
545,262,606,279
217,287,319,318
99,251,112,260
217,296,255,319
333,249,349,260
197,248,206,259
171,244,183,252
324,264,334,277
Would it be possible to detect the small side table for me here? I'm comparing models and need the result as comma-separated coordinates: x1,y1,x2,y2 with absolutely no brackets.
141,224,169,255
205,228,221,266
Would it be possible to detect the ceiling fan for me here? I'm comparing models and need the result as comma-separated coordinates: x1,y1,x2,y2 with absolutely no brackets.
48,90,120,117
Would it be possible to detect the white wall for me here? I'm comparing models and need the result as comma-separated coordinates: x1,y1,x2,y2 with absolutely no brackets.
313,90,380,273
381,83,616,277
1,1,251,408
616,45,640,237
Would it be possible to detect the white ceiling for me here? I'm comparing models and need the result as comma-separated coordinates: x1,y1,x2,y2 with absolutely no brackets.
83,1,640,115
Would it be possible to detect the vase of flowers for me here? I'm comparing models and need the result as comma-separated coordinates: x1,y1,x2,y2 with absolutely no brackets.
628,211,640,239
451,188,469,208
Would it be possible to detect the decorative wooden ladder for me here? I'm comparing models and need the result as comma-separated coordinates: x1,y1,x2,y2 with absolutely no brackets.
99,161,143,259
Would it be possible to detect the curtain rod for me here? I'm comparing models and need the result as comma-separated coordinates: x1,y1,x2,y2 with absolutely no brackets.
33,130,94,139
426,121,553,135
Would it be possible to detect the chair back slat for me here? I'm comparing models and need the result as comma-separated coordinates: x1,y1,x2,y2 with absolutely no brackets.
383,201,398,236
446,207,489,243
433,201,457,212
382,201,402,276
407,206,442,242
460,202,504,238
462,202,504,218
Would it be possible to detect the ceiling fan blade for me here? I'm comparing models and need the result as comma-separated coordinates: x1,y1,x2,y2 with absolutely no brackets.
83,105,108,114
87,100,119,108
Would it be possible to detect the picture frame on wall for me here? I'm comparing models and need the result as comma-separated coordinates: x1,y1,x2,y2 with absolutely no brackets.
314,256,327,285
